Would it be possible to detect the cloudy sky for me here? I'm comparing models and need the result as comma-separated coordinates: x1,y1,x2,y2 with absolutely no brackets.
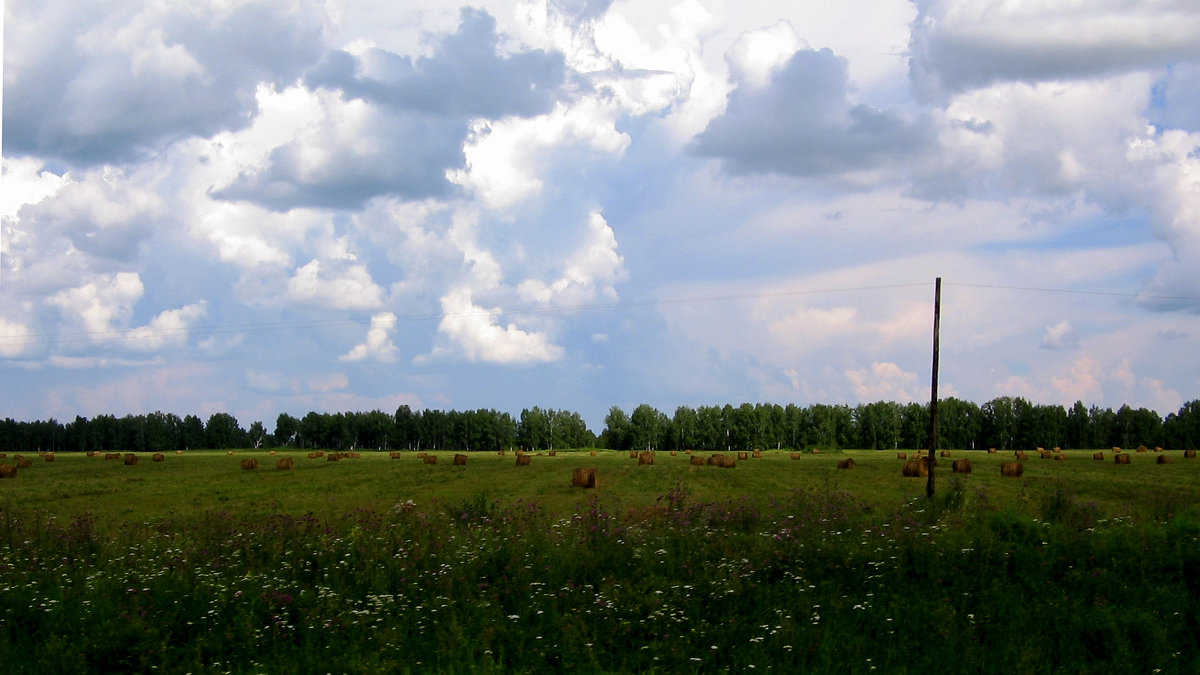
3,0,1199,432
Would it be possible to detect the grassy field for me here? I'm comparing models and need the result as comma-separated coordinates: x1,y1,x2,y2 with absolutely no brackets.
2,448,1199,673
3,447,1199,526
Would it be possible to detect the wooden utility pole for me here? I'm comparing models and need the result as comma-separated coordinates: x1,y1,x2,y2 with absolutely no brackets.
926,277,941,499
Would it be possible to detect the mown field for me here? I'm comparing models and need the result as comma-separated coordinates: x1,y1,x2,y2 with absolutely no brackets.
2,448,1199,673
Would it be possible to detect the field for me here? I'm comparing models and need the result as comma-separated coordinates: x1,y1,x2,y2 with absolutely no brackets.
2,448,1199,673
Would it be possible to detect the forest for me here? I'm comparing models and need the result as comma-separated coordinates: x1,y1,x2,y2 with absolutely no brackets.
2,397,1198,455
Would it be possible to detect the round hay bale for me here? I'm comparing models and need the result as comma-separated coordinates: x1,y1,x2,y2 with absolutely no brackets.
689,455,704,466
43,452,56,462
897,452,907,460
152,453,165,462
752,449,763,458
951,458,972,473
1137,445,1149,453
1114,453,1131,465
423,455,438,465
226,450,234,456
1000,461,1023,478
327,453,339,461
940,450,951,458
638,451,655,465
811,448,820,454
1015,451,1029,461
105,453,120,460
15,455,32,469
737,451,749,461
276,457,294,470
240,458,258,470
1054,454,1067,461
988,448,997,454
390,451,402,459
837,458,856,470
516,454,531,466
453,454,467,466
902,458,928,477
0,464,16,479
1156,454,1172,464
790,452,801,460
1093,452,1104,460
122,453,137,466
1185,449,1197,459
571,467,598,488
708,453,724,466
720,455,737,468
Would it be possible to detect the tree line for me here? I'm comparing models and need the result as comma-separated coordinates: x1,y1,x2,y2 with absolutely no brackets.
2,397,1197,455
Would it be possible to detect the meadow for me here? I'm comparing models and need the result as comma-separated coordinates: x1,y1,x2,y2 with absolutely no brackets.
1,448,1198,673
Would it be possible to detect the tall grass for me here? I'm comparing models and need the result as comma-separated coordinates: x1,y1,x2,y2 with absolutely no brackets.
3,475,1199,672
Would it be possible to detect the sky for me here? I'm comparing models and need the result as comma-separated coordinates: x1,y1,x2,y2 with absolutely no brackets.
2,0,1200,434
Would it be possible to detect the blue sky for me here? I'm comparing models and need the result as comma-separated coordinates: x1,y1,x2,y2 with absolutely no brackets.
3,0,1199,433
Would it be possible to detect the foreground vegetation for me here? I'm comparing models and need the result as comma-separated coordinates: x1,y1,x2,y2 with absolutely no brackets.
2,450,1199,673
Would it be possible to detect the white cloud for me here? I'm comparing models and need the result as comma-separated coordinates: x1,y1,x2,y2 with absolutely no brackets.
341,311,400,362
845,361,920,402
1040,319,1078,351
517,211,627,305
46,272,145,341
425,287,564,364
286,259,385,310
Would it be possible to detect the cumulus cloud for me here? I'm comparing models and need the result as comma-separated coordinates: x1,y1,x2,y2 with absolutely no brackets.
517,211,627,306
341,312,400,362
425,287,564,364
3,0,331,165
845,361,920,402
910,0,1200,97
215,8,570,211
285,259,385,311
693,38,931,176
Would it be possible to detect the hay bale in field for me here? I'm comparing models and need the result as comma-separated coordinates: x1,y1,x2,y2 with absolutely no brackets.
152,453,165,462
516,454,531,466
988,448,997,454
1000,461,1023,478
0,453,5,459
638,451,655,465
240,458,258,470
708,453,724,466
1036,447,1045,454
1157,454,1172,464
737,451,749,461
327,453,339,462
548,450,557,457
86,451,96,457
690,455,704,466
897,452,907,460
390,452,402,459
811,448,820,454
1137,445,1149,453
453,454,467,466
571,467,598,488
1185,449,1197,459
1054,454,1067,461
952,458,972,474
670,450,677,456
423,455,438,465
1040,450,1053,459
790,452,801,460
1155,446,1163,453
1093,452,1104,460
176,450,184,455
629,451,639,459
276,457,293,470
269,450,277,456
1114,453,1131,465
753,449,763,458
120,453,136,466
1112,446,1122,453
43,452,55,462
837,458,856,470
498,450,506,456
1015,451,1029,461
104,453,120,460
940,450,951,458
902,458,929,477
0,464,16,479
226,450,234,456
590,450,597,456
15,455,32,468
721,455,737,468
